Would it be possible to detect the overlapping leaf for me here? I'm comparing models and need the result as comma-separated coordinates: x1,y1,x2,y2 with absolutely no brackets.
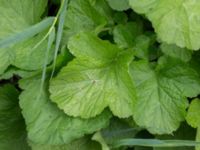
106,0,130,11
113,22,143,49
0,0,52,74
63,0,113,41
50,32,136,118
161,43,192,62
0,84,30,150
1,0,200,149
129,0,200,50
19,75,111,145
130,57,200,134
186,99,200,128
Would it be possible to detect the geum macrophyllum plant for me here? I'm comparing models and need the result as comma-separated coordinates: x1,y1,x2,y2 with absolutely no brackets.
1,0,200,150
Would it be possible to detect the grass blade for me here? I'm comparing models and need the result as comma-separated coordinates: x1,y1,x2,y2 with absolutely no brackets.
41,28,56,84
50,0,68,78
0,17,55,48
112,138,200,148
37,27,55,100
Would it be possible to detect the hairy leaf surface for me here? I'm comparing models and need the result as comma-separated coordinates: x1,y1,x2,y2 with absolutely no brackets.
19,76,111,145
50,32,136,118
130,58,200,134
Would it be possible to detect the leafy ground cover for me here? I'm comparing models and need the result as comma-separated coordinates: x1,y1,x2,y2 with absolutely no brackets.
1,0,200,149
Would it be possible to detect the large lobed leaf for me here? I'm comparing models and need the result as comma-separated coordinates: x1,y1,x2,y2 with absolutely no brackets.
129,0,200,50
130,57,200,134
19,75,111,145
50,32,136,118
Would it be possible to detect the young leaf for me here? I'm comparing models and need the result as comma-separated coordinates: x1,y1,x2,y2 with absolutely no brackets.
186,99,200,150
186,99,200,128
50,32,136,118
161,43,192,62
106,0,130,11
134,35,151,59
113,22,143,49
63,0,113,41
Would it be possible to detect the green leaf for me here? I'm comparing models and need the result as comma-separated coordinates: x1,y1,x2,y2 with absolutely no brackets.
19,76,111,145
30,136,101,150
0,0,47,38
186,99,200,150
106,0,130,11
0,84,30,150
12,32,55,70
161,43,192,62
186,99,200,128
157,56,200,97
0,67,37,80
129,0,157,14
129,0,200,50
63,0,113,41
50,32,136,118
134,35,151,59
130,58,200,134
113,22,143,49
0,47,14,75
0,0,51,72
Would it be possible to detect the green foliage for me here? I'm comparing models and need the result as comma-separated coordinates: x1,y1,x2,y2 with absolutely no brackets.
106,0,130,11
1,0,200,150
19,75,111,145
50,32,136,118
0,84,30,150
130,58,200,134
129,0,200,50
